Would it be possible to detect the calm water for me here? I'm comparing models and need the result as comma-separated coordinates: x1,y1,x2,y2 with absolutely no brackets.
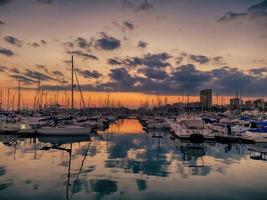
0,119,267,200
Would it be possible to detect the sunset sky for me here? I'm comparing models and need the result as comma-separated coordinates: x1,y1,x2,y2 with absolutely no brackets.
0,0,267,107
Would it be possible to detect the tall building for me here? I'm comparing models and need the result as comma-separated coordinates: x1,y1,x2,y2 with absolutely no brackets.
200,89,212,110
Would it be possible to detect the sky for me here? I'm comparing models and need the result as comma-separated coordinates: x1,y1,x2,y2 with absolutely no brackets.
0,0,267,107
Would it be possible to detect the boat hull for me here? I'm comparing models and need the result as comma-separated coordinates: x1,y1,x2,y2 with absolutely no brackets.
37,127,91,136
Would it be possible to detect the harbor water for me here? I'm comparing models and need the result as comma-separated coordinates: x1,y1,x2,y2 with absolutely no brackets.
0,119,267,200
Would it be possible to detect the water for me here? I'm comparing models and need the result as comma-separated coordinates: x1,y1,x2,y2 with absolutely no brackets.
0,119,267,200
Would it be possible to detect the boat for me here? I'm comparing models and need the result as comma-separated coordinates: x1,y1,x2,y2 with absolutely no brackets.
168,117,215,141
0,123,20,134
36,125,92,136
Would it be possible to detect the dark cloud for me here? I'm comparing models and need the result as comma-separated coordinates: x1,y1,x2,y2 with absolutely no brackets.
9,74,37,85
107,58,122,65
109,67,136,89
211,67,253,93
28,40,47,48
52,70,63,76
67,50,98,60
35,64,48,73
24,69,54,81
139,52,171,68
0,65,7,72
218,12,248,23
218,0,267,26
9,67,20,73
137,40,148,48
123,21,134,30
0,47,15,57
75,37,93,50
0,20,6,25
248,67,267,76
107,52,171,69
37,0,53,5
122,0,153,12
95,32,121,51
76,69,102,79
0,0,10,6
138,68,167,80
28,42,40,48
189,54,209,64
4,35,23,47
40,40,47,45
138,0,153,11
36,64,267,96
170,64,212,92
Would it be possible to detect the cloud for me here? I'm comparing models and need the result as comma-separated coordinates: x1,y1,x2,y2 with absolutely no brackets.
107,52,171,68
9,74,37,85
137,40,148,48
67,50,98,60
0,47,15,57
0,65,7,72
40,40,47,45
75,37,93,50
189,54,209,64
0,20,6,25
248,66,267,76
0,0,10,6
122,0,153,12
218,0,267,27
52,70,63,76
28,40,47,48
24,69,54,81
28,42,40,48
95,32,121,51
9,67,20,73
35,64,48,73
36,64,267,96
138,68,167,80
138,0,153,11
107,58,122,65
123,21,134,30
218,12,248,23
76,69,102,79
37,0,53,5
4,36,23,47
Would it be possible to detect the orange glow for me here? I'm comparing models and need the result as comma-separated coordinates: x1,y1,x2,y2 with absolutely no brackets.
0,88,264,109
105,119,144,134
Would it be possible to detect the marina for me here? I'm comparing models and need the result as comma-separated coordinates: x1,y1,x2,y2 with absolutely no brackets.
1,1,267,199
0,119,267,200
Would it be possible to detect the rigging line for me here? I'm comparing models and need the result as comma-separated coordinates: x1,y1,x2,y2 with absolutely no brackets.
73,68,86,108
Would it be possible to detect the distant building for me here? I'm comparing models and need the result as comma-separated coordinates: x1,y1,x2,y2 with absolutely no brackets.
253,99,265,109
245,100,252,107
230,98,242,110
200,89,212,110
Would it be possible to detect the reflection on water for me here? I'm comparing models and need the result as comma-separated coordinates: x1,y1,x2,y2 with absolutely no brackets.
0,119,267,200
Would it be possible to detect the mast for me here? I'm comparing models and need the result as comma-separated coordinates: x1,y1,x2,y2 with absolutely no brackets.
71,55,74,109
7,88,10,111
18,80,21,112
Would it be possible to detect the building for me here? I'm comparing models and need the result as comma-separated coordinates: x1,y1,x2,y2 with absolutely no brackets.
230,98,242,110
200,89,212,110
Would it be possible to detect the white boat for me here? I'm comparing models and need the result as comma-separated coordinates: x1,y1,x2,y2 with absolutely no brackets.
36,125,92,136
242,131,267,143
168,117,215,140
0,123,20,133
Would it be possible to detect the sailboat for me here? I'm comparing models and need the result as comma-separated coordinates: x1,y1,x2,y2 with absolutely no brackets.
37,56,92,136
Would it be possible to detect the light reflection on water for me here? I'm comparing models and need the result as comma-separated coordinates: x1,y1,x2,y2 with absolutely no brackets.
0,119,267,200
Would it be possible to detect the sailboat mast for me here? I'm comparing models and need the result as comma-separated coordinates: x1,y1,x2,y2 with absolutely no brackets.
18,80,21,112
71,55,74,109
